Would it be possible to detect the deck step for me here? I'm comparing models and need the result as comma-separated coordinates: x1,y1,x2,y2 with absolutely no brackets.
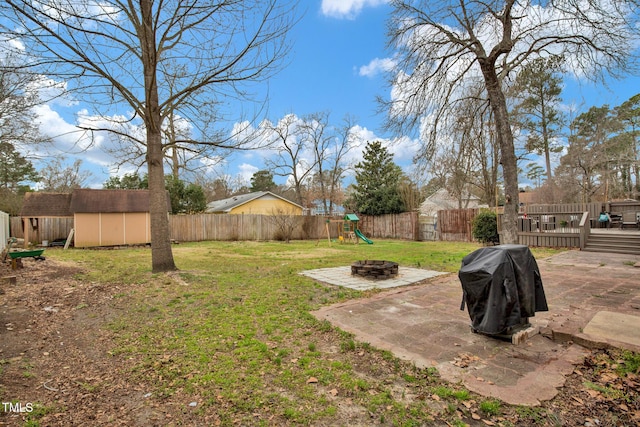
583,247,640,255
584,232,640,255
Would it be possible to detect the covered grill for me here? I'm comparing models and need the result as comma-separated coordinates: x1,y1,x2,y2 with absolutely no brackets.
458,245,548,336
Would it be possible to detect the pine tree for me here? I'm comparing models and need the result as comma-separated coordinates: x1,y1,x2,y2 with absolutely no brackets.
250,170,277,192
510,56,565,181
350,141,404,215
0,141,38,191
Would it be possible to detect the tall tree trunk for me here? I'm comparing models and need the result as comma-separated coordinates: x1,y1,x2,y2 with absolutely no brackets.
141,0,176,272
148,131,176,272
480,62,519,244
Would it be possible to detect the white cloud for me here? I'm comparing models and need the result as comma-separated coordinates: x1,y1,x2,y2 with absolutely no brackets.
321,0,388,19
348,124,377,145
358,57,397,77
237,163,259,184
388,135,419,163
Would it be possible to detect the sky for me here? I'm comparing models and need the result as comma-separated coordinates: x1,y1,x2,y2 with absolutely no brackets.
16,0,640,190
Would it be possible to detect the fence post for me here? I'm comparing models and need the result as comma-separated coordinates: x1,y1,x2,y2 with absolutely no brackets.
579,212,590,250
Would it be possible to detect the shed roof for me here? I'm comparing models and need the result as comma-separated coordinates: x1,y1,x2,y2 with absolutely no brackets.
21,192,73,217
344,213,359,221
70,189,157,213
206,191,302,213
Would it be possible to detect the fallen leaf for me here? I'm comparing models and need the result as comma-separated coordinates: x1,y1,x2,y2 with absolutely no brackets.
306,377,318,384
472,413,481,420
572,396,584,405
329,389,338,396
482,420,495,426
585,389,601,398
431,394,441,401
600,372,617,383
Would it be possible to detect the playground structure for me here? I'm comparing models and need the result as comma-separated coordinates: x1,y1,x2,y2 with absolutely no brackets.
325,214,373,245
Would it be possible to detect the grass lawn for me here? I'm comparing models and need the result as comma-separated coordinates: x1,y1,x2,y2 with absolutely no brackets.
46,240,563,425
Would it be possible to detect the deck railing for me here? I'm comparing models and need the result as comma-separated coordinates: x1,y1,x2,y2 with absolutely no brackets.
515,211,584,248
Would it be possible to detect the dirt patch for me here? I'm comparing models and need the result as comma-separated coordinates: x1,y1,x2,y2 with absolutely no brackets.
0,257,158,426
1,256,639,426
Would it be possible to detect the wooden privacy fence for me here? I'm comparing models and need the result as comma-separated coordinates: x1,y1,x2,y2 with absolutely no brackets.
437,208,479,242
169,213,329,242
8,211,473,244
8,212,424,244
9,217,74,243
358,212,419,241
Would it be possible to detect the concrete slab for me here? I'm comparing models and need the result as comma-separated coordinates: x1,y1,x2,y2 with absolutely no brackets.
583,311,640,348
306,250,640,406
299,266,446,291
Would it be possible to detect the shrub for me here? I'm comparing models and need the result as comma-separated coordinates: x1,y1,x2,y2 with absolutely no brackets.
472,211,499,244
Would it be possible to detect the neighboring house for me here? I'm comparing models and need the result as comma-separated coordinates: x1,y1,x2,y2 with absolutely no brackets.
206,191,304,215
419,188,488,217
20,189,169,247
309,199,345,216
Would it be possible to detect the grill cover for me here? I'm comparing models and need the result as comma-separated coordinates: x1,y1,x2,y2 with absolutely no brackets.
458,244,548,335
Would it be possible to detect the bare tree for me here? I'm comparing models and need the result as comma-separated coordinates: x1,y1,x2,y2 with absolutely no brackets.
384,0,639,243
2,0,297,271
264,114,317,206
38,158,92,192
424,85,500,208
268,206,302,243
323,115,358,215
0,56,51,156
298,112,333,211
96,71,230,181
298,112,354,216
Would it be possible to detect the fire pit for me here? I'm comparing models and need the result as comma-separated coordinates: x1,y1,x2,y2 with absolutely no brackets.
351,260,399,280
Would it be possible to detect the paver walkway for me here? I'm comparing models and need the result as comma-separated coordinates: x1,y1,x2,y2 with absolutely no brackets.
307,250,640,406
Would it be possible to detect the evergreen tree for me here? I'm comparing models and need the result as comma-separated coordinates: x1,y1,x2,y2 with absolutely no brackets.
0,141,39,191
250,170,276,192
510,56,565,181
349,141,404,215
165,175,207,214
104,173,148,189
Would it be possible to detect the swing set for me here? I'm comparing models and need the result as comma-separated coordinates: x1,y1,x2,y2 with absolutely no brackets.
324,214,373,245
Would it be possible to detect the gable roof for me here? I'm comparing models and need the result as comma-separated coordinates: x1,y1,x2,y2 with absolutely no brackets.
206,191,302,213
70,189,157,213
420,188,487,215
21,192,73,217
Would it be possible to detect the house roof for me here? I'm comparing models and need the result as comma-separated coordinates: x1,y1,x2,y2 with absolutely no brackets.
420,188,487,215
206,191,302,213
21,192,73,217
21,189,169,216
70,189,157,213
